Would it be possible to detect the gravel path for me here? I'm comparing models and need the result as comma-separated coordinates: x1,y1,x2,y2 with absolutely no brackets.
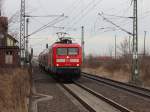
77,76,150,112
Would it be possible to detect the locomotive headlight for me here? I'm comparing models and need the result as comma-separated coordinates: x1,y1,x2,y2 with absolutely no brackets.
77,64,80,66
70,59,79,62
56,59,65,62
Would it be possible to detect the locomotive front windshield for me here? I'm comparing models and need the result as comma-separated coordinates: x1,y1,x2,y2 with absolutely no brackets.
68,48,78,55
57,48,67,55
57,48,78,55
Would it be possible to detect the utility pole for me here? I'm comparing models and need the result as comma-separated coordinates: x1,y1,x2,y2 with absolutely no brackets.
20,0,25,65
132,0,140,84
25,18,29,63
81,26,85,63
129,36,131,55
115,35,117,60
144,31,147,56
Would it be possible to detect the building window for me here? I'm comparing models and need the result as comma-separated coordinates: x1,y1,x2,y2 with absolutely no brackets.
5,51,13,64
6,51,13,55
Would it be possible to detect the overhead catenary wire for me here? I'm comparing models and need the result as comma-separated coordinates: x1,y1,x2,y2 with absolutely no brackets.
101,13,133,19
118,10,150,29
30,16,45,25
57,0,136,36
72,0,131,35
98,12,133,36
54,0,82,28
61,0,103,31
95,0,132,32
70,0,104,27
23,0,150,53
68,0,98,23
98,1,133,29
62,0,82,16
61,0,104,34
121,0,133,15
26,15,67,38
28,18,65,37
36,0,48,15
30,17,68,30
25,14,65,18
100,0,131,17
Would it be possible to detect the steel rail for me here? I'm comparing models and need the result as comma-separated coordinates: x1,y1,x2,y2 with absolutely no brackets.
61,84,96,112
61,83,132,112
82,72,150,99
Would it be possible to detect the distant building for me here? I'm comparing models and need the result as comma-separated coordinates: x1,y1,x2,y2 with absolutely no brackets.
0,34,18,46
0,16,20,67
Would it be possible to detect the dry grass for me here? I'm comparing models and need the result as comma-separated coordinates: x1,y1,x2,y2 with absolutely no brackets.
140,56,150,86
0,68,31,112
82,67,130,82
83,56,150,86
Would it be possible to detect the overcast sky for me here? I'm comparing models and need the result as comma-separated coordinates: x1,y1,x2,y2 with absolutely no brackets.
3,0,150,56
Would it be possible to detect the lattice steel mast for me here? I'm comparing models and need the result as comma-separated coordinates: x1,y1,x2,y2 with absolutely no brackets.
132,0,140,84
20,0,25,64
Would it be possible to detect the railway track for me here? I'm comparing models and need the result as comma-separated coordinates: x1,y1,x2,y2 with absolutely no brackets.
61,82,132,112
82,72,150,99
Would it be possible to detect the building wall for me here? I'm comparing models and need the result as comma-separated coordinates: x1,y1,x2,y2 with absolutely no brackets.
0,49,5,65
0,17,8,47
0,47,20,67
0,17,8,34
0,17,20,67
7,37,15,46
0,34,7,46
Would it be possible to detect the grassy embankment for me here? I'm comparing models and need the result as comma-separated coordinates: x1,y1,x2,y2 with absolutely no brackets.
0,68,31,112
82,56,150,87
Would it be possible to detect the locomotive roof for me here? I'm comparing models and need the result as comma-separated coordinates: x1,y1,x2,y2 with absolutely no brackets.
39,43,81,56
52,43,80,47
52,43,81,48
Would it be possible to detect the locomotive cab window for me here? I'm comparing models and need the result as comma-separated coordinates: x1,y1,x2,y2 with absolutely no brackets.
57,48,67,55
68,48,78,55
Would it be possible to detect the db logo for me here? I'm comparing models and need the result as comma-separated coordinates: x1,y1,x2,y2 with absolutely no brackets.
66,59,70,62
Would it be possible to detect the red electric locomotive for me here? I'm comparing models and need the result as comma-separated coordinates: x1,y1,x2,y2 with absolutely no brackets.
39,37,82,80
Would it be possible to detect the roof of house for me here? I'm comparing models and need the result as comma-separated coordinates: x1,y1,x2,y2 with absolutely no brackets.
7,34,18,42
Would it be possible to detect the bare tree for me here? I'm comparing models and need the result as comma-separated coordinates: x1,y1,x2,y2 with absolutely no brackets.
118,38,130,57
0,0,19,40
117,38,132,70
0,0,5,16
8,11,20,40
108,45,113,58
